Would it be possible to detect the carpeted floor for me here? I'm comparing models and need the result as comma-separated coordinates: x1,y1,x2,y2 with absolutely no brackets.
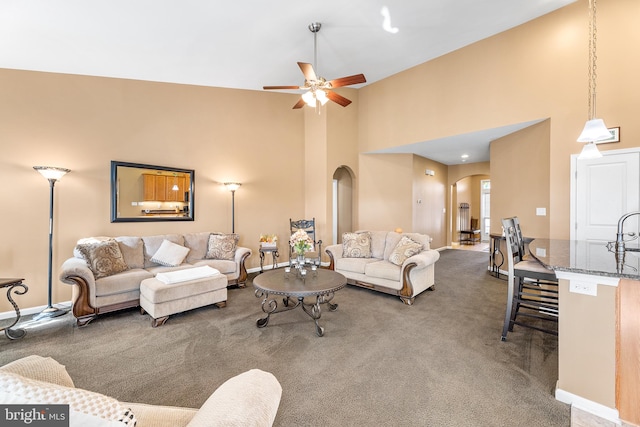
0,249,569,426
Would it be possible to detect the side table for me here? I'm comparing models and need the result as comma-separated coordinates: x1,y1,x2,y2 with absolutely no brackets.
0,278,28,339
259,246,279,273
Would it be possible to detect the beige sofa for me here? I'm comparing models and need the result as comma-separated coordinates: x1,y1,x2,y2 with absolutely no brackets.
59,232,251,326
325,231,440,305
0,355,281,427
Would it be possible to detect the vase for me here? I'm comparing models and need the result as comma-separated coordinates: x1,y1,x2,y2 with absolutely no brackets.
297,254,305,266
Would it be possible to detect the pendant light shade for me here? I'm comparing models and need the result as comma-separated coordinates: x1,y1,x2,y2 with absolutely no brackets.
578,141,603,159
577,119,611,142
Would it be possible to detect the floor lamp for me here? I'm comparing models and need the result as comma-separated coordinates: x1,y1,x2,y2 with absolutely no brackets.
224,182,241,233
33,166,71,320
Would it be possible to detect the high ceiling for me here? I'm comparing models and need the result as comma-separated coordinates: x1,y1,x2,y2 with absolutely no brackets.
0,0,576,164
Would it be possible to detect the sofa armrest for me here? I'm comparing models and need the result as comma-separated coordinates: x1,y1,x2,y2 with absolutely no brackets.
0,355,75,388
59,257,95,288
325,244,343,270
186,369,282,427
402,249,440,270
59,257,99,325
233,247,251,286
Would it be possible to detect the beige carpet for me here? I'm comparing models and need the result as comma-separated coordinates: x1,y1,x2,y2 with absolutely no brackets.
0,249,569,426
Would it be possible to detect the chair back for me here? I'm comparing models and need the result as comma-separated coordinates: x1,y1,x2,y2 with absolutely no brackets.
501,218,522,275
289,218,323,266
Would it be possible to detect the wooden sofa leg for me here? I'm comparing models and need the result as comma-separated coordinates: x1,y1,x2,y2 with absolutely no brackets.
214,301,227,308
428,285,436,291
76,315,96,327
399,296,415,306
151,316,169,328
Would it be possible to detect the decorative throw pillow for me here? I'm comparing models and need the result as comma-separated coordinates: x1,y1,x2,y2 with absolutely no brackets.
150,239,190,267
75,239,129,279
388,236,423,266
206,233,239,260
342,232,372,258
0,370,137,426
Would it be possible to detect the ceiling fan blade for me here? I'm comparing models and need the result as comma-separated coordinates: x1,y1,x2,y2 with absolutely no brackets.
328,74,367,88
297,62,317,82
293,98,306,109
326,90,352,107
263,85,301,90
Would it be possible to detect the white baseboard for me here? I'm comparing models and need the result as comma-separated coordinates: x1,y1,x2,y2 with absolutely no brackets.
0,302,72,321
555,385,621,425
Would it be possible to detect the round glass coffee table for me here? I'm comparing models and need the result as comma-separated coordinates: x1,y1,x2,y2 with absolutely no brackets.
253,268,346,337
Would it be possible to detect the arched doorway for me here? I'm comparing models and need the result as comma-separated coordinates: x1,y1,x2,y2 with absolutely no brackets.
332,166,354,245
451,174,490,245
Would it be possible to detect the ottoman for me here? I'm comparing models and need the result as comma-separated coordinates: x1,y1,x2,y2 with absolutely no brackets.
140,271,227,327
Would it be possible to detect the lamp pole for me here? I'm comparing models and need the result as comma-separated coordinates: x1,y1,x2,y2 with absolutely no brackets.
33,166,70,320
224,182,241,234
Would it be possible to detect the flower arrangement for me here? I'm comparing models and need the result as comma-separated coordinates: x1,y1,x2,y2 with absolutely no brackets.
259,234,278,247
290,229,313,256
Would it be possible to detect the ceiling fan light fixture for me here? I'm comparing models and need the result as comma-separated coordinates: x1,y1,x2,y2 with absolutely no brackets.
302,89,328,107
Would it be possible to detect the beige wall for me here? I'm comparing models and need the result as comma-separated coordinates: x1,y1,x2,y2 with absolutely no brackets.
0,70,306,311
491,120,551,239
358,0,640,240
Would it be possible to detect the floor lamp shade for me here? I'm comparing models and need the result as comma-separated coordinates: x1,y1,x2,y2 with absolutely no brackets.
33,166,71,320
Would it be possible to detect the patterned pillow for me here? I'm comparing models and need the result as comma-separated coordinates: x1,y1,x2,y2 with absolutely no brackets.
150,239,190,267
206,233,239,260
0,370,136,426
388,236,423,266
342,232,372,258
75,239,129,279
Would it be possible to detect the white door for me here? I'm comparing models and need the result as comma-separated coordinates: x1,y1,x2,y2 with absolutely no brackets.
573,150,640,270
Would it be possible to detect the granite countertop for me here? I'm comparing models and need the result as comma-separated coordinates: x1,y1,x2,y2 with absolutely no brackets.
528,238,640,280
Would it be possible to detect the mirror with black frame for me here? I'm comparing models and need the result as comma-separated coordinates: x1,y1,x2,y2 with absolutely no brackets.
111,161,195,222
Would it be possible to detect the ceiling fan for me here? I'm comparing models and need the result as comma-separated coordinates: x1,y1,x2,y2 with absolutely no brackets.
263,22,367,109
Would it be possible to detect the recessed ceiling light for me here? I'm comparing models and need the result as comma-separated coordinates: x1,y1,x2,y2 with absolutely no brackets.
461,154,469,159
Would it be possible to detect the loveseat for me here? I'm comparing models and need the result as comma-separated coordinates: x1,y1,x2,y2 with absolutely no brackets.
325,231,440,305
59,232,251,326
0,355,281,427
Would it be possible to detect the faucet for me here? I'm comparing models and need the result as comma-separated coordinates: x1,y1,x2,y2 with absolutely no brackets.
615,211,640,256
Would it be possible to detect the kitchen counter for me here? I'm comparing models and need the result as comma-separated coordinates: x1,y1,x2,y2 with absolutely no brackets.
528,238,640,280
526,238,639,425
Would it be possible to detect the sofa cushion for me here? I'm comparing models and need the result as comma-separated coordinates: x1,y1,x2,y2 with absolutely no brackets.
142,234,185,268
190,259,237,275
183,232,211,262
151,239,190,267
364,260,402,281
95,268,153,297
335,257,379,274
388,236,424,266
383,232,403,261
368,231,388,259
342,232,372,258
206,233,238,260
0,370,136,426
75,239,129,279
115,236,144,269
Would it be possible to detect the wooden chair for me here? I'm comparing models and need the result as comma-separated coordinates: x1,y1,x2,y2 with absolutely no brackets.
500,217,558,341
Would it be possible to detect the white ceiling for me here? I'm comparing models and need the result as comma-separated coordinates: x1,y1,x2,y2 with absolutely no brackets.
0,0,576,164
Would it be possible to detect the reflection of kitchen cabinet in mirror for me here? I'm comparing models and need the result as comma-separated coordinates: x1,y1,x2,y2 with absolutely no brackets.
111,161,195,222
143,174,187,202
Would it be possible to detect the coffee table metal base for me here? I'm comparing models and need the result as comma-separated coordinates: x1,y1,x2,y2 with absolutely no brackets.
255,291,339,337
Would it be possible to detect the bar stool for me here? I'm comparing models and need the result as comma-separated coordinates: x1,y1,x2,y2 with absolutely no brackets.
500,217,559,341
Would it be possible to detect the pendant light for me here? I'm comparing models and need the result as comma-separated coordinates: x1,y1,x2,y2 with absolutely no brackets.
577,0,609,159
